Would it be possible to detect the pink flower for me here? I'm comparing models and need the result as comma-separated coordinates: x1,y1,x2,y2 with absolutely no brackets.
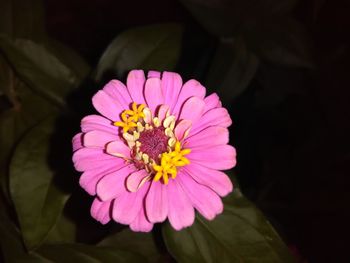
72,70,236,232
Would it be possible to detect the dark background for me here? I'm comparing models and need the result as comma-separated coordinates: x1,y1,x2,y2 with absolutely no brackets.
47,0,350,261
1,0,350,262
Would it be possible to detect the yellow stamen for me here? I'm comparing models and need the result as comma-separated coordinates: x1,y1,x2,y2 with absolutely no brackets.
121,112,128,122
181,149,191,155
152,141,191,184
175,141,181,152
114,102,146,132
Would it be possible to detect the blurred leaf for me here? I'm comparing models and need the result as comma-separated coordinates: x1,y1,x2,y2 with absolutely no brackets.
0,0,45,40
0,35,80,108
179,0,298,37
255,64,306,108
244,18,313,68
46,39,91,83
0,79,57,202
0,53,11,96
99,228,162,263
95,23,183,81
0,206,142,263
37,244,145,262
162,188,295,263
45,212,77,244
206,37,259,103
10,117,70,250
0,195,45,263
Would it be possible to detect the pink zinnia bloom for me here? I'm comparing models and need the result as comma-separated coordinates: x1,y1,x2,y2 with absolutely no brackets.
72,70,236,232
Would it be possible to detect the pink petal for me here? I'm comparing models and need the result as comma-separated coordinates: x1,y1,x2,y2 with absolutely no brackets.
145,180,168,223
173,79,206,115
92,90,123,121
188,145,237,170
203,93,221,112
191,107,232,135
112,181,150,225
126,70,146,104
81,115,117,134
126,169,150,192
161,72,183,111
80,164,124,195
179,97,205,124
185,126,229,149
106,141,131,158
73,148,118,172
83,130,119,148
167,179,195,230
174,120,192,141
184,163,233,197
90,198,112,225
103,80,132,109
144,78,164,113
147,70,161,78
130,208,153,232
178,171,223,220
72,133,83,152
96,165,136,201
157,104,170,122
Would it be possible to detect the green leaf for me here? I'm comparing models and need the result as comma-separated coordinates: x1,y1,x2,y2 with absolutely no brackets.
99,228,162,263
0,35,80,108
206,37,259,102
95,23,183,81
244,18,313,68
0,195,45,263
179,0,298,37
0,206,142,263
37,244,145,263
162,188,295,263
46,39,91,83
0,53,11,95
0,0,45,40
45,211,77,244
9,117,70,250
0,79,57,202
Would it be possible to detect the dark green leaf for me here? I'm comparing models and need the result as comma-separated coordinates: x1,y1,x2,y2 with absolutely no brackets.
0,0,45,40
0,35,80,108
0,205,142,263
0,79,57,202
0,195,45,263
206,37,259,102
45,211,77,244
244,18,313,68
95,23,183,81
0,53,11,96
99,228,162,263
37,244,145,263
46,39,91,83
179,0,298,37
9,117,70,250
162,188,295,263
255,63,306,107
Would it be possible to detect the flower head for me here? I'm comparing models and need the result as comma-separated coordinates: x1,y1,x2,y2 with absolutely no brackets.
72,70,236,231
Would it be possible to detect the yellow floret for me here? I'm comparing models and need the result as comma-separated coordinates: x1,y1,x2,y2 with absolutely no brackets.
153,142,191,184
114,102,146,133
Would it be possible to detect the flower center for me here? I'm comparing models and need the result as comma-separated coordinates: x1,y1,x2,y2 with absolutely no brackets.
114,102,191,184
138,127,168,161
